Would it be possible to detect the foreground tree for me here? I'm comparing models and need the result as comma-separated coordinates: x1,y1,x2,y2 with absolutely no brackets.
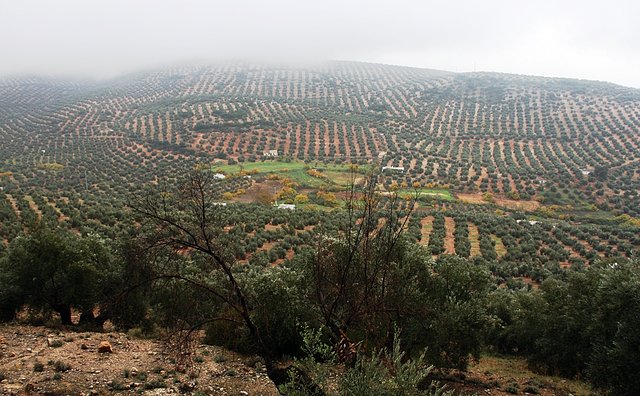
0,225,117,325
130,171,319,392
299,173,491,369
298,172,418,359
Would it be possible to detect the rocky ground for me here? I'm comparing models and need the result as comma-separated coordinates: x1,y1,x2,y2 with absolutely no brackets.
0,324,278,396
0,324,594,396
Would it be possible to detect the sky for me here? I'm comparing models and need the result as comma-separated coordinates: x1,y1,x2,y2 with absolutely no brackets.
1,0,639,88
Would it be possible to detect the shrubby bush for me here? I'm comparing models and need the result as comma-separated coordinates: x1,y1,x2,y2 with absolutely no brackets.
486,259,640,395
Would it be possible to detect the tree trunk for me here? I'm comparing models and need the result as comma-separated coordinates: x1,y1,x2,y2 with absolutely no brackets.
55,305,73,325
79,310,95,325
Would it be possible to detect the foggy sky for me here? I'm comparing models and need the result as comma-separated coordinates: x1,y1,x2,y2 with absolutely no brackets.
1,0,639,88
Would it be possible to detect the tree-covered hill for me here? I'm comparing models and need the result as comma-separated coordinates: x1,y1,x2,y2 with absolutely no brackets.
0,61,639,267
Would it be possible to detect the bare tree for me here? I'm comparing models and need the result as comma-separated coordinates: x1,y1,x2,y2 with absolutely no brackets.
307,170,418,363
130,170,321,393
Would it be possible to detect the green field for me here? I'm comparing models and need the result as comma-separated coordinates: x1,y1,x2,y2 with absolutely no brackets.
213,160,367,188
397,188,455,201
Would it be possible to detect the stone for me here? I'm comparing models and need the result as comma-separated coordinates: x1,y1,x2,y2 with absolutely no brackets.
97,341,113,353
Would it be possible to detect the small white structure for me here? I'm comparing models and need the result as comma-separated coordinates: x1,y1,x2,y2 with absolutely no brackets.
277,203,296,210
382,166,405,173
263,150,279,157
213,173,226,180
212,202,227,206
580,169,592,176
516,219,540,226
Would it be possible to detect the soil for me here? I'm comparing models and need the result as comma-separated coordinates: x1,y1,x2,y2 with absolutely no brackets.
0,324,278,396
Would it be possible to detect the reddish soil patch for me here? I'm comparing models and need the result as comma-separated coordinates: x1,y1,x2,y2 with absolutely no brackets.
419,216,434,246
233,180,282,204
444,217,456,254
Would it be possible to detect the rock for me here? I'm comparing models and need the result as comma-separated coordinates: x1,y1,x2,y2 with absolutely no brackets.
97,341,113,353
240,391,249,395
46,338,55,347
80,343,88,350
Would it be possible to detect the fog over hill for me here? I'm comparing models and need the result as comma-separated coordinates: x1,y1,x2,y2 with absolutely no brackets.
2,0,640,88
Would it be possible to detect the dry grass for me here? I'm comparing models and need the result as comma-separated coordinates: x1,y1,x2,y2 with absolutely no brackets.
470,355,594,396
491,235,507,258
468,223,481,257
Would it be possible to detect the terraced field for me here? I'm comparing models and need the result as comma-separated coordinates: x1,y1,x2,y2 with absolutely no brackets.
1,62,639,280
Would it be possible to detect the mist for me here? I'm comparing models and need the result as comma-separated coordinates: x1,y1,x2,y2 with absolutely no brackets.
1,0,639,88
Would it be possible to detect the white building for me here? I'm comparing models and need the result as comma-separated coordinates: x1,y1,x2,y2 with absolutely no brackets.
263,150,279,157
382,166,405,173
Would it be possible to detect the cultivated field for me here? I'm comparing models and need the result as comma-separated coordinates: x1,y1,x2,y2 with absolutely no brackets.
0,62,639,284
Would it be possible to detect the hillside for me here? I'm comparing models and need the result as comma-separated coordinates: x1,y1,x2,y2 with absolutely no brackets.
0,61,639,274
0,324,593,396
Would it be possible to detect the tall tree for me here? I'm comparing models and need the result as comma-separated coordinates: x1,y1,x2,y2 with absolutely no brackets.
0,226,115,325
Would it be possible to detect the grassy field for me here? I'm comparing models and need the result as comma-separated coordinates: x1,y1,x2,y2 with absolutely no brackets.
397,188,455,201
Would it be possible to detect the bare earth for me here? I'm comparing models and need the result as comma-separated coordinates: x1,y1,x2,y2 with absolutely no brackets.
0,324,278,396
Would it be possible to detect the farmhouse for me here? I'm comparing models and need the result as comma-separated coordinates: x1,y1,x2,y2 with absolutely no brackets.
213,173,226,180
382,166,405,173
277,203,296,210
516,219,540,226
263,150,279,157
